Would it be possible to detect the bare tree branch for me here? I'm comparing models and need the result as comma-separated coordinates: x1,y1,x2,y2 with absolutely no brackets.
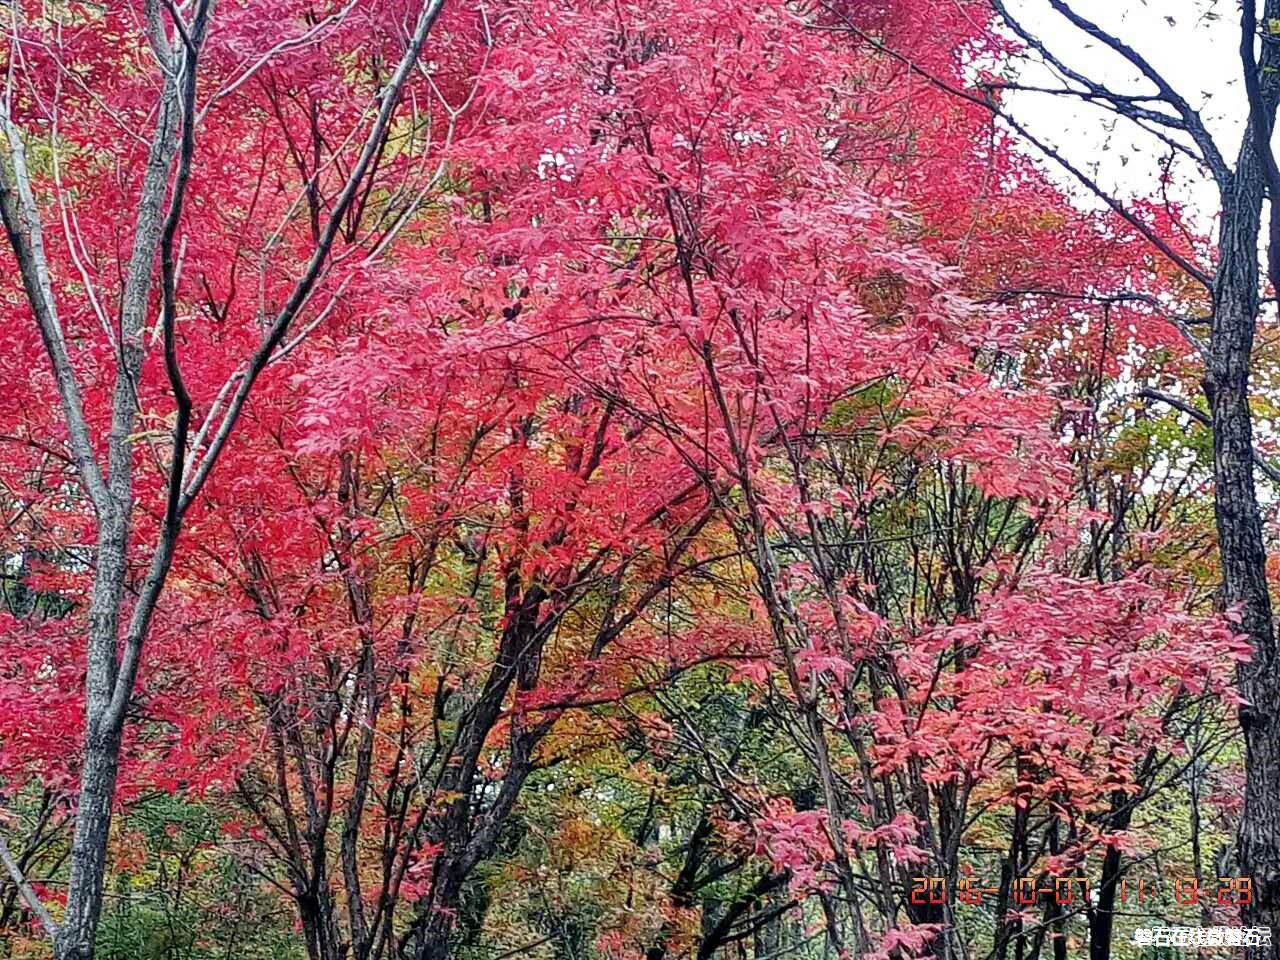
811,1,1216,290
990,0,1230,188
1137,387,1280,485
0,832,58,942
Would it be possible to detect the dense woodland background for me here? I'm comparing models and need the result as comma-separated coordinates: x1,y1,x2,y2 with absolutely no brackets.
0,0,1277,958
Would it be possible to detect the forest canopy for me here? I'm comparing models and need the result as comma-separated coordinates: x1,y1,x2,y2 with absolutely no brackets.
0,1,1276,959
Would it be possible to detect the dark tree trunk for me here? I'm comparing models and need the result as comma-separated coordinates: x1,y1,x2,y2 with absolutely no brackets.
1213,5,1280,955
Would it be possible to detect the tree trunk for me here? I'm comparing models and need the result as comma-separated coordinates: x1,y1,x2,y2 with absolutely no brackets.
55,724,124,960
402,861,464,960
1213,7,1280,953
1209,288,1280,956
56,499,152,960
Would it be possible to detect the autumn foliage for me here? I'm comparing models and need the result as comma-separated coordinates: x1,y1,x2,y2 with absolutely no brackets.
0,1,1260,959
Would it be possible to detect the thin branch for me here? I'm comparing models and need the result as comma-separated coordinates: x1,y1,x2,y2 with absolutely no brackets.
987,287,1211,359
178,0,449,514
984,104,1215,290
198,0,362,122
811,2,1216,290
981,80,1186,132
1138,387,1280,484
0,3,110,511
992,0,1230,187
0,833,58,942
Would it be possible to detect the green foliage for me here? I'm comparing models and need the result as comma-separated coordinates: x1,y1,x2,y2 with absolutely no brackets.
94,797,303,960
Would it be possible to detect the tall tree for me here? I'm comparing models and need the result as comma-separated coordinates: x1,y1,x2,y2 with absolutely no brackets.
820,1,1280,954
0,2,454,956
